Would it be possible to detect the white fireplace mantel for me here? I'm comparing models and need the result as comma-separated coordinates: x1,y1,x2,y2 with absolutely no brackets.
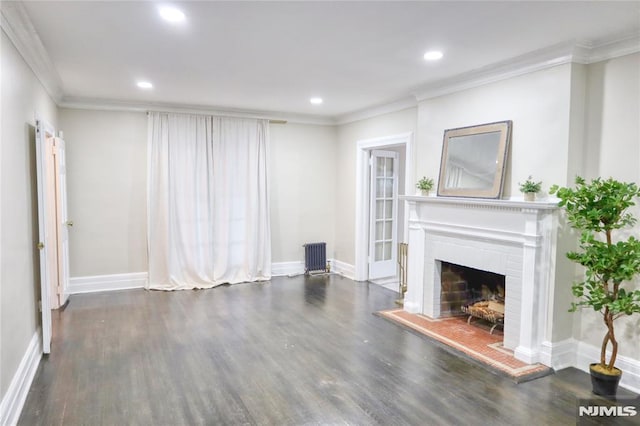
400,195,559,365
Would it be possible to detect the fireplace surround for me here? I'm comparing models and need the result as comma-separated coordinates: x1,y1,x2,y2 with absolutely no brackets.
400,195,558,365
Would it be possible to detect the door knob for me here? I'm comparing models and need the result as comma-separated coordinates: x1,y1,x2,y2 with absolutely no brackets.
65,221,74,227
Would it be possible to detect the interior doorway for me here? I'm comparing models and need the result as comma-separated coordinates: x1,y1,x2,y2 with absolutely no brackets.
35,118,71,354
355,132,413,286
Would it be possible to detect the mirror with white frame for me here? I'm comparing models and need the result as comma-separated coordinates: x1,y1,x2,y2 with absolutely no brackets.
437,121,512,198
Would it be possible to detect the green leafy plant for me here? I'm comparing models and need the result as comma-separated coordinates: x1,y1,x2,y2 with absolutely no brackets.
416,177,435,192
518,175,542,193
550,177,640,374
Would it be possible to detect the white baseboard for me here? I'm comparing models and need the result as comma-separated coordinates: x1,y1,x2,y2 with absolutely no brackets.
576,341,640,394
539,338,577,370
0,330,42,426
271,261,305,277
370,276,399,286
331,259,355,280
69,263,354,292
68,272,147,294
271,259,355,280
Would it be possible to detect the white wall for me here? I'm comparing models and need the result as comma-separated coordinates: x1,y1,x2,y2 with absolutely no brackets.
58,112,338,275
335,108,418,266
59,109,148,277
579,53,640,360
0,29,58,400
416,64,582,345
417,64,575,198
412,55,640,371
269,123,337,263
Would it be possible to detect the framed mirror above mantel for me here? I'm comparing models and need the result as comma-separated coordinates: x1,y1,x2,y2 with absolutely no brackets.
437,120,512,199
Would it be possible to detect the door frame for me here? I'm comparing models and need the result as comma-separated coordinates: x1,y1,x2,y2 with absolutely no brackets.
354,132,413,282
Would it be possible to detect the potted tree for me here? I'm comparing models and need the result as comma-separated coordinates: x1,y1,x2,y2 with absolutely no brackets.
550,177,640,397
416,177,435,196
519,175,542,201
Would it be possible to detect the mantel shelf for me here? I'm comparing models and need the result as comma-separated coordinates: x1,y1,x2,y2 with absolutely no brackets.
400,195,559,211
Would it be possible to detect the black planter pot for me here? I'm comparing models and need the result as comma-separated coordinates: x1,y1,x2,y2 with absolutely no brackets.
589,363,622,398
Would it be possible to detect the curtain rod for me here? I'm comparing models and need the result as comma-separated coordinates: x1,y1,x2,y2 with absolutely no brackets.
146,110,287,124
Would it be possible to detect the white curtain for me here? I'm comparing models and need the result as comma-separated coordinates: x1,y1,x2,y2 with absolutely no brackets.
147,112,271,290
445,164,463,188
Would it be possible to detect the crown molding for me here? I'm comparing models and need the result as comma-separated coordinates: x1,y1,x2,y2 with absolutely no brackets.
334,96,417,126
413,34,639,102
587,31,640,64
4,3,637,127
1,1,64,102
59,97,337,126
413,42,583,102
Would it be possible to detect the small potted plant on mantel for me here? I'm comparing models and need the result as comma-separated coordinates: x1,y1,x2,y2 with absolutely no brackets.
519,175,542,201
550,177,640,397
416,177,435,196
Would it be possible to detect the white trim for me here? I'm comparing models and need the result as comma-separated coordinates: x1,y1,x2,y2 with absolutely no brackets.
400,195,559,211
335,97,417,125
271,259,354,279
271,261,305,277
576,341,640,394
331,259,355,280
335,35,640,124
3,3,637,127
588,31,640,64
0,330,42,426
539,339,577,370
68,272,147,294
60,99,336,126
412,36,640,102
69,265,355,290
0,2,64,102
413,42,579,101
411,220,545,248
355,133,414,282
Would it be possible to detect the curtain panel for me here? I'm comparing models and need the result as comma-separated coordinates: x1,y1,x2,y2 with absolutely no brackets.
147,112,271,290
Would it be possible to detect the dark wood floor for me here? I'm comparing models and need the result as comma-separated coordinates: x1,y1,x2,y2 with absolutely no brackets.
19,275,638,425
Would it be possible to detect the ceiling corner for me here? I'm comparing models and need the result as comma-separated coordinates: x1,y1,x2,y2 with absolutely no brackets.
586,31,640,64
1,1,65,103
334,97,418,126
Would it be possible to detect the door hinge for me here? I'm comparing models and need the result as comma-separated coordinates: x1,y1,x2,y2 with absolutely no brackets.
38,300,42,312
57,286,63,295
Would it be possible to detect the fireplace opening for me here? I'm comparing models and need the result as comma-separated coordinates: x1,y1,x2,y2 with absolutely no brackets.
439,261,505,326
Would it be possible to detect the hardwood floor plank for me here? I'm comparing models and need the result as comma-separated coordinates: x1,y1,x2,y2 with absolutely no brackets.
19,275,638,425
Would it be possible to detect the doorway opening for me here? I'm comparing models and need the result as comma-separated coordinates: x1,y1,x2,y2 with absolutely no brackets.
354,132,413,287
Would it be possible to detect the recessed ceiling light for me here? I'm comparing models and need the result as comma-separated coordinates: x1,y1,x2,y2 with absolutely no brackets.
137,81,153,89
159,6,186,23
310,97,323,105
423,50,444,61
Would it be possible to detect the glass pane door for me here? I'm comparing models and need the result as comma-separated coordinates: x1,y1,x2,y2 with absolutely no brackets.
369,150,398,279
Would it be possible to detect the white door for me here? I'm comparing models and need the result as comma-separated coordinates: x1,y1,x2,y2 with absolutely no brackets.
54,136,71,307
35,122,71,353
368,150,398,279
35,119,54,353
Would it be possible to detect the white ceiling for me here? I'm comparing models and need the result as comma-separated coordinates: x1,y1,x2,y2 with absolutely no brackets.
7,1,640,121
